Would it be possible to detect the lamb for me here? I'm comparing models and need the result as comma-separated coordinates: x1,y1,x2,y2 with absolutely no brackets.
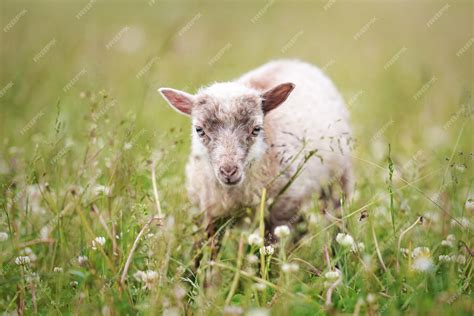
159,59,353,240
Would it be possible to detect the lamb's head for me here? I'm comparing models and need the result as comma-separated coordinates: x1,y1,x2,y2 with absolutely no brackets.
159,82,295,187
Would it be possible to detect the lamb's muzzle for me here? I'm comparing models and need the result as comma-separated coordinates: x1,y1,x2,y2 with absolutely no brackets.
159,59,353,236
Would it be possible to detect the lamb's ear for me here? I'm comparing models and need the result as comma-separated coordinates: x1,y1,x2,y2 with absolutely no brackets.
261,82,295,113
158,87,195,116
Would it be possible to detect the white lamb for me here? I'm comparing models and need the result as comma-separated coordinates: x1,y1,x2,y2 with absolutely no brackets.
159,59,353,238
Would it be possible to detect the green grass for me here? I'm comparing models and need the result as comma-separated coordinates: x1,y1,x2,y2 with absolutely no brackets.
0,1,473,315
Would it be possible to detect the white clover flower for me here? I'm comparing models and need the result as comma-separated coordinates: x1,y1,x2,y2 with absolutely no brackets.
246,254,259,264
134,270,159,289
281,262,299,273
274,225,290,239
439,254,466,264
173,285,186,300
53,267,63,273
441,234,455,247
351,242,365,252
259,245,275,256
366,293,376,304
424,211,440,223
438,255,452,262
323,269,342,287
40,226,50,240
411,247,434,272
91,236,106,250
451,217,470,229
412,247,430,258
400,248,410,257
92,185,112,197
163,307,180,316
246,308,269,316
324,269,342,280
336,233,355,247
465,199,474,212
15,256,31,266
78,256,88,265
223,305,243,315
0,231,8,241
247,232,263,246
124,142,133,150
455,255,466,264
252,283,267,291
21,247,37,262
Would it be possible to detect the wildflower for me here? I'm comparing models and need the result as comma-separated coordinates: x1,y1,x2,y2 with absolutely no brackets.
134,270,159,289
70,281,79,288
246,308,270,316
400,248,410,257
274,225,290,239
441,234,455,247
465,199,474,212
77,256,88,265
15,256,31,266
123,142,132,150
439,254,466,264
91,236,106,250
246,254,259,264
351,242,365,253
438,255,452,262
21,247,37,262
324,269,342,287
281,262,299,273
451,217,470,229
0,231,8,241
367,293,376,304
324,269,342,280
53,267,63,273
259,245,275,256
92,185,112,197
252,282,267,291
40,226,50,240
223,305,243,315
455,255,466,264
336,233,355,247
424,211,440,223
248,232,263,246
455,164,466,172
411,247,434,272
163,307,180,316
173,285,186,300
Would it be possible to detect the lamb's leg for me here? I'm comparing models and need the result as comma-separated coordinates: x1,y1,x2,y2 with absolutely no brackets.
268,195,303,243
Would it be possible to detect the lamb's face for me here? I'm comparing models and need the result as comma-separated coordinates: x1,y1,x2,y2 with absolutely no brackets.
191,89,266,186
159,81,295,187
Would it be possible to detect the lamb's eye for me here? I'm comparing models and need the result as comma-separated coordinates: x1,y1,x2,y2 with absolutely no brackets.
252,126,262,136
195,127,205,137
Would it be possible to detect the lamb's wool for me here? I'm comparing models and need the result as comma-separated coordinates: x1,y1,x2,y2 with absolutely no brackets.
186,60,353,220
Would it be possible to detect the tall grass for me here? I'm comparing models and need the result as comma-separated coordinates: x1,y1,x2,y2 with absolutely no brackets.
1,1,472,315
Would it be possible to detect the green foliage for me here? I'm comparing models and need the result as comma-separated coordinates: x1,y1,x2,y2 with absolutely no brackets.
0,1,473,315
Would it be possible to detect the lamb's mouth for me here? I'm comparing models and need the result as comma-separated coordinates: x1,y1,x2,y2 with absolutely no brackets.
220,176,242,186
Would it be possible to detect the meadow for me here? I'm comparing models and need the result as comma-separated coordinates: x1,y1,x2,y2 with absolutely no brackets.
0,0,473,315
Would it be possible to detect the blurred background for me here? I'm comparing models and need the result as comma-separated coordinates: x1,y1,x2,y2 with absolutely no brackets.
0,1,473,314
1,0,472,159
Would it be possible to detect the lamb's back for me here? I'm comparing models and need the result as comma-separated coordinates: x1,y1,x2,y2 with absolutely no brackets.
240,59,353,198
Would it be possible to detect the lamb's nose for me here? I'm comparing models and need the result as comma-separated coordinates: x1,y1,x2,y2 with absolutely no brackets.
219,165,238,177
